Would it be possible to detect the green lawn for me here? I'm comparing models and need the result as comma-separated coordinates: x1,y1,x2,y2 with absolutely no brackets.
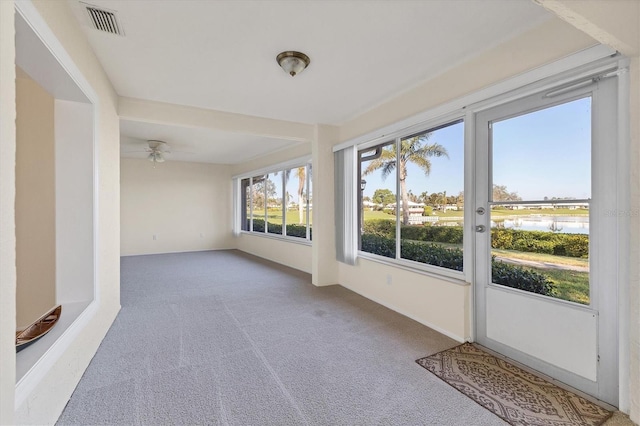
253,208,312,225
490,248,588,268
524,266,590,305
363,210,395,221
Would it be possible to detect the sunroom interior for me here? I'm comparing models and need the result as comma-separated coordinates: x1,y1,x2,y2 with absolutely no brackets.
0,0,638,425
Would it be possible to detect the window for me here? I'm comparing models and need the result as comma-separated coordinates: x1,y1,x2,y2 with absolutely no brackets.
489,96,591,304
358,120,464,272
240,162,312,241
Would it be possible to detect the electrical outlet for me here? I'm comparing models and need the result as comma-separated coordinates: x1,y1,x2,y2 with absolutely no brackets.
153,234,157,240
386,274,392,285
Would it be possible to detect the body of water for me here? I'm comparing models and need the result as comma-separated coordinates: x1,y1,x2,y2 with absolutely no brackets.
491,216,589,234
434,215,589,235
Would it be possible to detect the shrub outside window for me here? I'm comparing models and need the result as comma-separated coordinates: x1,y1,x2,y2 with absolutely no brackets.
358,120,464,272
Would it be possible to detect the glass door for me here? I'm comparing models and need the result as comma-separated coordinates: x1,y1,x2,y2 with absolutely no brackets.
474,77,619,405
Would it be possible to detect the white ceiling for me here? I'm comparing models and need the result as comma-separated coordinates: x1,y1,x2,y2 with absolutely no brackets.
69,0,553,164
120,120,302,164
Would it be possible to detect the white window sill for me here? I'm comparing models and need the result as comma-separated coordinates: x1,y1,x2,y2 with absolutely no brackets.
356,251,469,286
238,230,312,247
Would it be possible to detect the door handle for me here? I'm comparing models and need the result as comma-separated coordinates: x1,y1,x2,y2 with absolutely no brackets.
475,225,486,233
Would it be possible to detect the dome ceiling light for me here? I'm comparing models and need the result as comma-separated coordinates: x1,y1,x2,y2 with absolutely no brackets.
276,51,310,77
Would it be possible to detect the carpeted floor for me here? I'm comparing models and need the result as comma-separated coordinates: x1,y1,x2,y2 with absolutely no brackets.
58,250,509,425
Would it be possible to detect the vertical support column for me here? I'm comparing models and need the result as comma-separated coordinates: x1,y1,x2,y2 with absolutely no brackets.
0,1,16,423
311,124,339,286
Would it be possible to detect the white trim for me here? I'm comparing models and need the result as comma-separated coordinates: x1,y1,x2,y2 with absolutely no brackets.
231,155,311,180
615,57,631,413
13,1,103,417
338,282,465,343
120,248,238,257
15,1,99,105
333,45,615,153
15,300,99,409
357,251,468,286
472,68,623,405
238,230,312,247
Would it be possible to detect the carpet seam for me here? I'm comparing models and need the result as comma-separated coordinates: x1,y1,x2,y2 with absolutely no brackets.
223,302,310,426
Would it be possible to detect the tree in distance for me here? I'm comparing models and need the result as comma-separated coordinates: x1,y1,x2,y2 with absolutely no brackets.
363,133,448,225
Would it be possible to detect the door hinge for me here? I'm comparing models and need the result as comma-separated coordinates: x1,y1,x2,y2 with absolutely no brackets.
597,354,600,363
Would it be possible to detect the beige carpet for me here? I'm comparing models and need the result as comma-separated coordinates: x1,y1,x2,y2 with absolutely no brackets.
416,343,613,426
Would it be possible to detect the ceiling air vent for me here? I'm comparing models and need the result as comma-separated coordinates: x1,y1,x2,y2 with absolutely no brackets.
83,3,124,36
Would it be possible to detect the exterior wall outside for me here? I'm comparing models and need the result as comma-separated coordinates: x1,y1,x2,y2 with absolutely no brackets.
0,1,17,423
121,158,233,256
15,71,57,329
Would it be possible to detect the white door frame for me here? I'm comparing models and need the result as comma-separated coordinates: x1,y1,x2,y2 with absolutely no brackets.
473,74,621,405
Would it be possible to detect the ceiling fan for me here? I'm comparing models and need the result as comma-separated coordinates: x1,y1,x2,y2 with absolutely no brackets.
145,140,170,164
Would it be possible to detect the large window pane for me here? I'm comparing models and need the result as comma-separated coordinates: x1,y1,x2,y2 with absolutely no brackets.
241,178,250,231
266,172,283,235
492,97,591,201
250,175,265,232
359,141,397,258
284,166,308,239
490,97,591,304
399,121,464,271
307,164,312,240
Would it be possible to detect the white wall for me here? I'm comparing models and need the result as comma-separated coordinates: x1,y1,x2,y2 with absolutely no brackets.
236,234,312,274
0,2,17,423
7,1,123,424
121,158,233,256
55,99,94,304
15,70,57,329
340,260,469,340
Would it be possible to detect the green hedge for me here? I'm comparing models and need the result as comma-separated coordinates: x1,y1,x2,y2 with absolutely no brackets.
491,229,588,258
363,220,588,259
361,234,554,297
248,219,311,239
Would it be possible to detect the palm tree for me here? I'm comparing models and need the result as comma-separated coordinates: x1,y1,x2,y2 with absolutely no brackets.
284,166,307,224
363,134,448,225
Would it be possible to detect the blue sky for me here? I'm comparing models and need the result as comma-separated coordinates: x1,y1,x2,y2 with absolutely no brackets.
362,96,591,201
492,97,591,200
362,121,464,199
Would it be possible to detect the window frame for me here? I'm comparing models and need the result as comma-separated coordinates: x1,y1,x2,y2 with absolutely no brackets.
237,158,313,244
356,115,467,281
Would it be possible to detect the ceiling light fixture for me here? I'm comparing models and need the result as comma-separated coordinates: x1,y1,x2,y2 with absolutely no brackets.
276,51,310,77
148,151,165,164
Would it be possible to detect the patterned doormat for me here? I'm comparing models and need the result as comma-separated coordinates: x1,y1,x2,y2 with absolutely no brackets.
416,343,612,426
